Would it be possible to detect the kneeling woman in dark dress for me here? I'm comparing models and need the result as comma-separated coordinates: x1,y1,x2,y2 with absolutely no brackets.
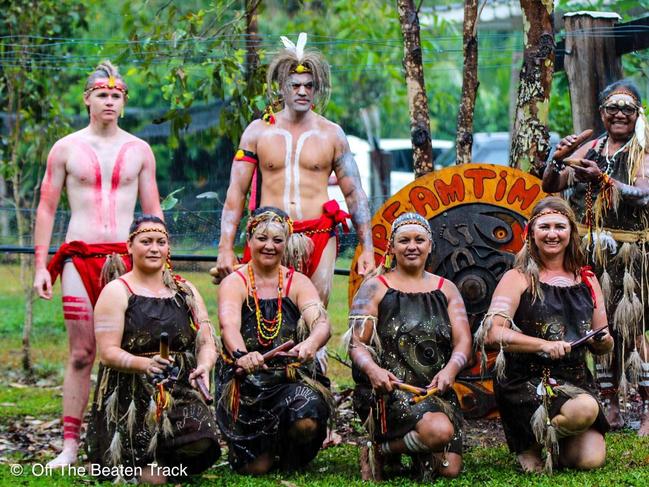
477,196,614,473
215,206,332,474
348,212,472,480
86,215,220,483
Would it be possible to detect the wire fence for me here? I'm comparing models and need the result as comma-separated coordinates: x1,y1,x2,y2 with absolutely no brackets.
0,206,362,273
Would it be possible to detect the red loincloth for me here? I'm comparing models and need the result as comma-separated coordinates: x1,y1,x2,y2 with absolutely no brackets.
242,200,350,277
47,241,131,307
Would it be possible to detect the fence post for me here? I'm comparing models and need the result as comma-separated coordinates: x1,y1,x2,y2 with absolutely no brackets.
563,11,623,134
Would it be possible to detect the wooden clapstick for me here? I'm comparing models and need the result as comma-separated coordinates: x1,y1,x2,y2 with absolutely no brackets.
234,339,296,377
391,381,428,396
563,158,586,168
570,325,609,350
159,332,169,360
553,129,593,161
194,377,214,405
409,387,439,405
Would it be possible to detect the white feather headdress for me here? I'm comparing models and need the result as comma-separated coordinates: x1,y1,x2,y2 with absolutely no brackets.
280,32,308,61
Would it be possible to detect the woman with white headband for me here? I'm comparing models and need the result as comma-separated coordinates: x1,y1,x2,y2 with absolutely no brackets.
347,212,472,480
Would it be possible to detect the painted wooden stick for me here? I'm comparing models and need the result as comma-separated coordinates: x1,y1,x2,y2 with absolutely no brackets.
553,129,593,160
571,325,609,350
234,339,296,377
194,377,213,405
391,380,428,396
409,387,439,405
159,332,169,360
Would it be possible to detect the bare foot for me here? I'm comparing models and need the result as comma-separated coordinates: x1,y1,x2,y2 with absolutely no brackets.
605,399,625,429
322,429,343,449
359,443,383,481
638,411,649,436
46,440,79,468
517,449,543,473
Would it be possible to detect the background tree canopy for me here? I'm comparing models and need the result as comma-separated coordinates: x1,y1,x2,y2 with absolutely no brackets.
2,0,648,208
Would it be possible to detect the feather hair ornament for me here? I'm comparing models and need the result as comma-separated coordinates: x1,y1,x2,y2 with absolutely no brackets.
280,32,308,61
636,107,647,150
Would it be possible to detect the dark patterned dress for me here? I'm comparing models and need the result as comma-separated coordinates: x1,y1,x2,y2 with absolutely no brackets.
353,277,463,454
86,284,220,479
215,271,330,471
494,281,609,453
568,141,649,369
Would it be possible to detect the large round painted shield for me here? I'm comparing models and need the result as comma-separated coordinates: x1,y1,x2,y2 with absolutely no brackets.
348,164,547,417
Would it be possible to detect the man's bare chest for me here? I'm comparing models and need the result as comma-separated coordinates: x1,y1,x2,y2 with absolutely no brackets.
257,128,334,172
65,140,141,189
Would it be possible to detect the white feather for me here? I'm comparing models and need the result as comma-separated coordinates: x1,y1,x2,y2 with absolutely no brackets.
280,36,296,52
296,32,307,60
636,110,646,150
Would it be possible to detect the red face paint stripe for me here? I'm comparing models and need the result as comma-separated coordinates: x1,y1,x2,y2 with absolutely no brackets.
63,296,86,303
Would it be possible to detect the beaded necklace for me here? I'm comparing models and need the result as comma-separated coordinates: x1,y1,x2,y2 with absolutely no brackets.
602,135,632,175
248,265,284,346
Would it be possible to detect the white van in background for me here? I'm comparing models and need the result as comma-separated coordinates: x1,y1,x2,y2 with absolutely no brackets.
328,136,453,212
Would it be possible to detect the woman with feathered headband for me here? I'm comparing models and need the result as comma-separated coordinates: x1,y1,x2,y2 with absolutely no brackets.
215,206,333,474
476,197,613,473
542,79,649,436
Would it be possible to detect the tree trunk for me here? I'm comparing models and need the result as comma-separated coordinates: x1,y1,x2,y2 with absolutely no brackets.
456,0,480,165
245,0,261,83
13,171,34,382
397,0,434,178
563,12,623,135
509,0,555,174
8,66,35,381
21,254,34,382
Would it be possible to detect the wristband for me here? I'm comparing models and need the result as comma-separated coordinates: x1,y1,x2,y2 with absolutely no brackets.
232,349,247,359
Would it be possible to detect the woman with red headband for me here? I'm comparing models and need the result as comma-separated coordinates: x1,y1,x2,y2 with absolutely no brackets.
477,196,613,473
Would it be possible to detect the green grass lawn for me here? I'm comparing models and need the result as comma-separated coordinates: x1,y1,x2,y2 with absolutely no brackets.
1,263,648,485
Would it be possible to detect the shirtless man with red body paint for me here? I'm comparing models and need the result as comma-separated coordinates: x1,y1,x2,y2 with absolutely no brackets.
32,61,162,467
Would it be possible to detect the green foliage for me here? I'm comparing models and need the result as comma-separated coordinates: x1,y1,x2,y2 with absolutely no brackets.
549,71,574,135
118,0,266,149
0,0,90,205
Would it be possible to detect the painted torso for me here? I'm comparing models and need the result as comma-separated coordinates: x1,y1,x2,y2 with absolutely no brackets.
255,113,337,220
51,130,151,242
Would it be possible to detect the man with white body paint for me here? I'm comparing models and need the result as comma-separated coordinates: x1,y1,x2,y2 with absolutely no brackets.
213,33,374,308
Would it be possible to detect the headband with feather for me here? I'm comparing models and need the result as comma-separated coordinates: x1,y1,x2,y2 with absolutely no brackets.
280,32,311,74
